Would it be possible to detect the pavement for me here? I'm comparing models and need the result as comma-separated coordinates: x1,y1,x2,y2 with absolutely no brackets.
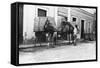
19,39,84,48
19,41,96,64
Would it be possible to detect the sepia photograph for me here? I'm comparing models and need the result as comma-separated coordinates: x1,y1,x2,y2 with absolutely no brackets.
15,3,97,65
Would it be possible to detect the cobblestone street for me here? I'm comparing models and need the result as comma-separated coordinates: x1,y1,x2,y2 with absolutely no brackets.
19,41,96,64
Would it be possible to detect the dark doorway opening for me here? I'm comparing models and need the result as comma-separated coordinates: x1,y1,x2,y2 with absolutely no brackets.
81,20,85,38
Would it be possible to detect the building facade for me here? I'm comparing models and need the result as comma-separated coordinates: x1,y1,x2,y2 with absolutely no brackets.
19,5,95,44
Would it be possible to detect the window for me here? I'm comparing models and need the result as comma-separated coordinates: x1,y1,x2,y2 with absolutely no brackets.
38,8,47,17
64,17,68,21
72,17,76,22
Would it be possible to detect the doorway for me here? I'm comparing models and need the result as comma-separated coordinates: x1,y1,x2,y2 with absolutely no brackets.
81,20,85,38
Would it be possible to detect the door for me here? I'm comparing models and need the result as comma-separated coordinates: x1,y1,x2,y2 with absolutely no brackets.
81,20,84,38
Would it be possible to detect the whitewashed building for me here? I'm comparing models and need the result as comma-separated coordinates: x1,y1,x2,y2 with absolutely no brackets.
19,4,96,44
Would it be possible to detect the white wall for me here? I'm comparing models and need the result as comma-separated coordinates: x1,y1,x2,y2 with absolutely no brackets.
23,5,57,39
70,8,94,38
57,7,94,39
23,5,36,39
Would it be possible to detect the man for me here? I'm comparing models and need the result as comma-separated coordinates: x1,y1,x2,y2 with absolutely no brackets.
73,25,79,46
53,32,57,45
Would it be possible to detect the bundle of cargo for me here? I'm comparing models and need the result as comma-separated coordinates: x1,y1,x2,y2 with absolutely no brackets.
34,17,56,32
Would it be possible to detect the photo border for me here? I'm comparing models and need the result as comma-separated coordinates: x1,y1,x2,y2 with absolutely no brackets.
11,2,98,66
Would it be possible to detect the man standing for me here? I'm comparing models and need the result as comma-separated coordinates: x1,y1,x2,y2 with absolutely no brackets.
73,25,79,46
